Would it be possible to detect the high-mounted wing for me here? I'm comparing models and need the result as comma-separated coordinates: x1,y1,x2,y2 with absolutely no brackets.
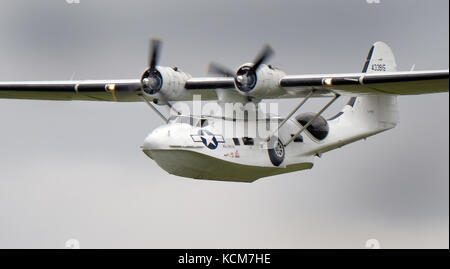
2,70,446,102
280,41,448,96
185,41,449,100
184,69,449,99
0,79,142,102
0,38,222,103
0,41,448,103
280,70,449,96
185,77,235,90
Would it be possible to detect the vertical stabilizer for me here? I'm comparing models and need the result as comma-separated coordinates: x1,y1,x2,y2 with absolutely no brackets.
352,41,399,128
320,42,400,153
362,41,398,73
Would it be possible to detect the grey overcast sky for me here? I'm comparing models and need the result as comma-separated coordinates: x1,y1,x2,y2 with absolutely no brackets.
0,0,448,248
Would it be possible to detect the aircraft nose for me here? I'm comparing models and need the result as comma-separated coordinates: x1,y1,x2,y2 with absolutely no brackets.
142,132,159,151
142,133,161,159
142,126,170,152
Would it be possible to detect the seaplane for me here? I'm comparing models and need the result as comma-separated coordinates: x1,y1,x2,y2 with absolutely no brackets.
0,40,448,182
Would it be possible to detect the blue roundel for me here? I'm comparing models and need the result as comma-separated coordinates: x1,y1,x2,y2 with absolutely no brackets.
199,130,219,150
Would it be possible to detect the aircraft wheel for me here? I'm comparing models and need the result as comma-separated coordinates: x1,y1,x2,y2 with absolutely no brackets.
268,137,285,166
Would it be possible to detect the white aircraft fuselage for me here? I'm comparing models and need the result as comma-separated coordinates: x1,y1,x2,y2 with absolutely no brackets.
142,114,314,182
141,94,397,182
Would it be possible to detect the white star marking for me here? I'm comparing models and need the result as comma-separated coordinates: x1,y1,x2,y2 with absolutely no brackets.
201,132,216,147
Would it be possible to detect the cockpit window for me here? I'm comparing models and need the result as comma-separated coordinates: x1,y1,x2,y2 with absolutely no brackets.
171,116,197,126
169,116,208,127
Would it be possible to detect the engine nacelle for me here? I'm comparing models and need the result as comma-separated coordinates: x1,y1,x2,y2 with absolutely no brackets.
234,64,286,99
141,66,191,105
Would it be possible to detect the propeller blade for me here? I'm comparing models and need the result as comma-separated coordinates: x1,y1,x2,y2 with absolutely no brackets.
251,44,274,72
207,62,235,77
149,38,162,70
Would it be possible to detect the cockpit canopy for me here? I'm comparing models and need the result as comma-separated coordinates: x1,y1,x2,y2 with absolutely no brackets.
295,113,329,140
168,115,209,127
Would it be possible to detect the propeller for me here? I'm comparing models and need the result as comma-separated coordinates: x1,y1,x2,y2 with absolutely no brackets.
149,38,161,70
250,44,274,73
141,38,163,95
207,44,274,92
207,62,235,77
140,38,179,111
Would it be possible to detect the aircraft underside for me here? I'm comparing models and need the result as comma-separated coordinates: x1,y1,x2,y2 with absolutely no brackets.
144,149,313,182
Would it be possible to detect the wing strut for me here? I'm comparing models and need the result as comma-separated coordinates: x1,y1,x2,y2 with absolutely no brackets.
284,93,341,147
140,95,169,123
265,90,315,142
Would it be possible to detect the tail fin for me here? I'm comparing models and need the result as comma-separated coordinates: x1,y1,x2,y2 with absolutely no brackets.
321,42,400,153
362,41,398,73
349,41,399,129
